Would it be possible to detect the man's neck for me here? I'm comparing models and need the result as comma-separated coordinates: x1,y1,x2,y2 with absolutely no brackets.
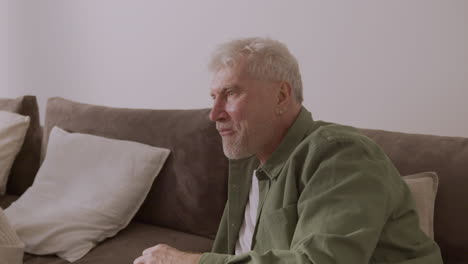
256,105,302,165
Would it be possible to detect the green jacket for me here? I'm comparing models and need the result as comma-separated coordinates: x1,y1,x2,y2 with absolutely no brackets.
200,107,442,264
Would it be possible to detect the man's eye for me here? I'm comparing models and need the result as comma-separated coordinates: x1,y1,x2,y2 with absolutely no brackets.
226,90,234,96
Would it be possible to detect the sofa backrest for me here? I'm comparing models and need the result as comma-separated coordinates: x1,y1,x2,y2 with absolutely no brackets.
0,96,42,195
42,97,228,239
361,128,468,264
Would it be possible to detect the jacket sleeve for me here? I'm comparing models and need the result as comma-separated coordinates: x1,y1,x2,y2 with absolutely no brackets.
199,138,432,264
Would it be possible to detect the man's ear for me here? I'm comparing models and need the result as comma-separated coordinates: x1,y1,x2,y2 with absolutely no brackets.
277,81,293,108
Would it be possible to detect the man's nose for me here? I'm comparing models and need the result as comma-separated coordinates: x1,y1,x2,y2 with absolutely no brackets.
209,98,228,122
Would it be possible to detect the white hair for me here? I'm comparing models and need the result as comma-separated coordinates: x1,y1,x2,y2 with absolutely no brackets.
208,37,303,103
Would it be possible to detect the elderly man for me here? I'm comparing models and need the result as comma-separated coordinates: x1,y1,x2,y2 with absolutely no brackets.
134,38,443,264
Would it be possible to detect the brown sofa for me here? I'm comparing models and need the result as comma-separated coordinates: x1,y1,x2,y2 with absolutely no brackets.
0,96,467,264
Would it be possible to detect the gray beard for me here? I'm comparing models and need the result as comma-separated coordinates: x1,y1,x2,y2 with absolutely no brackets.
221,136,253,160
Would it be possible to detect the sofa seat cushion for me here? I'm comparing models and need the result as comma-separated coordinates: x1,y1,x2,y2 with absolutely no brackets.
21,222,214,264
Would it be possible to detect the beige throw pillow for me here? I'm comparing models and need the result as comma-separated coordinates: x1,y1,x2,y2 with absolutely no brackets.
5,127,170,262
402,172,439,238
0,207,24,264
0,111,30,195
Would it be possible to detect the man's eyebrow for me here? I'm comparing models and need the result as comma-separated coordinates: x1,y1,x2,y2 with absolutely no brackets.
210,85,240,97
222,85,240,92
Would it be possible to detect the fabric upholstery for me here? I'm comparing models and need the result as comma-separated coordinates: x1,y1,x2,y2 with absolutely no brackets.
0,96,42,195
1,195,213,264
360,128,468,264
42,97,228,239
21,222,213,264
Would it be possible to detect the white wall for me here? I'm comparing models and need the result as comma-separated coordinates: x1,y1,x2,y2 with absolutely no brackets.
3,1,468,137
0,1,9,91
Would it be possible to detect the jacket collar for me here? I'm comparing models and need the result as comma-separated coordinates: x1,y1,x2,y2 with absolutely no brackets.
259,106,315,180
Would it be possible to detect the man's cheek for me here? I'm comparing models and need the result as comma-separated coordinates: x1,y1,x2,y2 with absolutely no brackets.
225,103,238,116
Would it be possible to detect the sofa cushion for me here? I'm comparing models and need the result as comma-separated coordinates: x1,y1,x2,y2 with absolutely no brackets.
402,172,438,238
21,222,214,264
0,207,24,264
361,128,468,264
0,111,30,194
42,97,229,239
6,127,171,262
0,96,42,195
0,194,22,264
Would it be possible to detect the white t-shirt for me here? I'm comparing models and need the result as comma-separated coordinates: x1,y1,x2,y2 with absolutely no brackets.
235,170,260,255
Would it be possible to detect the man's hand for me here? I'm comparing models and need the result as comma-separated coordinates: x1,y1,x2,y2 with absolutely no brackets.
133,244,202,264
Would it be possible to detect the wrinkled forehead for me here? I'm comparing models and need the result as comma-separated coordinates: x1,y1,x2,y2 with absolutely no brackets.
210,64,248,91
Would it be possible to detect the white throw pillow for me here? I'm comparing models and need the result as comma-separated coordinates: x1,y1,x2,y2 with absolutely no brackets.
0,111,30,195
402,172,439,238
5,126,170,262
